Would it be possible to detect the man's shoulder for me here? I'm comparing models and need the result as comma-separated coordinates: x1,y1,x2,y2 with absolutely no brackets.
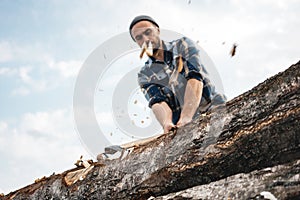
165,36,197,50
169,36,194,44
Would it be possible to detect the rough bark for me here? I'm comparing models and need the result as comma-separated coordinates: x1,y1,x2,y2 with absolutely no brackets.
2,61,300,200
153,159,300,200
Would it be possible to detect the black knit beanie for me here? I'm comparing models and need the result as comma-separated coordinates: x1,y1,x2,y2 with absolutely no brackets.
129,15,159,41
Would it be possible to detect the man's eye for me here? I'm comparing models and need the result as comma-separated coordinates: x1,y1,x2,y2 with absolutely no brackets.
135,35,142,41
144,29,152,36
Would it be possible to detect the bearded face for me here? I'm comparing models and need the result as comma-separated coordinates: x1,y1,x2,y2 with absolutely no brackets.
131,21,161,49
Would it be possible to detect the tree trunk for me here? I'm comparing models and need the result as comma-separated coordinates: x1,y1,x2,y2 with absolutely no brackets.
153,159,300,200
2,61,300,200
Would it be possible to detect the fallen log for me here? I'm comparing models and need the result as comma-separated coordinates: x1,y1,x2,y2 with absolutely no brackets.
2,61,300,200
153,159,300,200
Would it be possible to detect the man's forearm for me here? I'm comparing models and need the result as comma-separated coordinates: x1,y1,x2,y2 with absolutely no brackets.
152,102,173,126
180,79,203,120
152,102,174,133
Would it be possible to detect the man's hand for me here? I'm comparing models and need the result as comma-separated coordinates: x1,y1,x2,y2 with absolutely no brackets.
163,121,176,134
176,116,192,127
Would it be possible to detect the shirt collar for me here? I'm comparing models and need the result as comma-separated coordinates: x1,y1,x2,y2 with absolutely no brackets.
146,40,174,65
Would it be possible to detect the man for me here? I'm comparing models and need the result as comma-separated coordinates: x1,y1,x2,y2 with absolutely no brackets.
130,15,226,134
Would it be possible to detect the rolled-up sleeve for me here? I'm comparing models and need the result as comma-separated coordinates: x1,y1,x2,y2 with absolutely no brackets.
138,72,168,108
143,84,168,108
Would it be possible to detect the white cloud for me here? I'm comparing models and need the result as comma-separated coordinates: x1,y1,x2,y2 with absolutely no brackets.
171,0,300,99
0,40,82,96
1,59,81,97
48,59,82,78
19,109,74,139
0,108,91,193
0,122,8,140
0,40,76,76
70,25,108,39
0,40,80,96
19,67,33,83
0,40,53,64
11,87,30,96
9,66,47,96
0,67,17,76
0,41,13,62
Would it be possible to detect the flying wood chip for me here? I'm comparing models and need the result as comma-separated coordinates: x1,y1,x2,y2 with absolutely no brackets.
169,55,184,88
176,55,184,73
139,42,153,59
34,176,47,183
230,43,238,57
139,45,146,59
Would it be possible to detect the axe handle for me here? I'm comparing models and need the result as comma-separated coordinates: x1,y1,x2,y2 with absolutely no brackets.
120,133,164,149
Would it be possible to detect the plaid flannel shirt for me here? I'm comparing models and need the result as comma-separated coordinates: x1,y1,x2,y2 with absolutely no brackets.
138,37,226,123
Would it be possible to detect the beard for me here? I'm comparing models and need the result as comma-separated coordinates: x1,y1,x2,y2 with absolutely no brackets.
152,37,161,49
152,37,162,55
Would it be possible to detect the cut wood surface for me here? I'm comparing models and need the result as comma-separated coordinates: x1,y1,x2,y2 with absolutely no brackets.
2,61,300,200
120,132,165,149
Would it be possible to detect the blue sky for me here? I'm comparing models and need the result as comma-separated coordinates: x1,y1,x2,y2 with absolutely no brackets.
0,0,299,194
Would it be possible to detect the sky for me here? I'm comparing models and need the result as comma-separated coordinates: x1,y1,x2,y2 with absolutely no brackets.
0,0,299,194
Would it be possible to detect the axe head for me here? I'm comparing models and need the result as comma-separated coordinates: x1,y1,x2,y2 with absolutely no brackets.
104,145,123,155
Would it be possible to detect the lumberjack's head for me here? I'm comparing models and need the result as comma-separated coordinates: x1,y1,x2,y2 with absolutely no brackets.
129,15,161,49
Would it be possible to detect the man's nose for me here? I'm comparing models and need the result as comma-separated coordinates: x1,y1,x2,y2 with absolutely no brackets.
141,34,150,44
